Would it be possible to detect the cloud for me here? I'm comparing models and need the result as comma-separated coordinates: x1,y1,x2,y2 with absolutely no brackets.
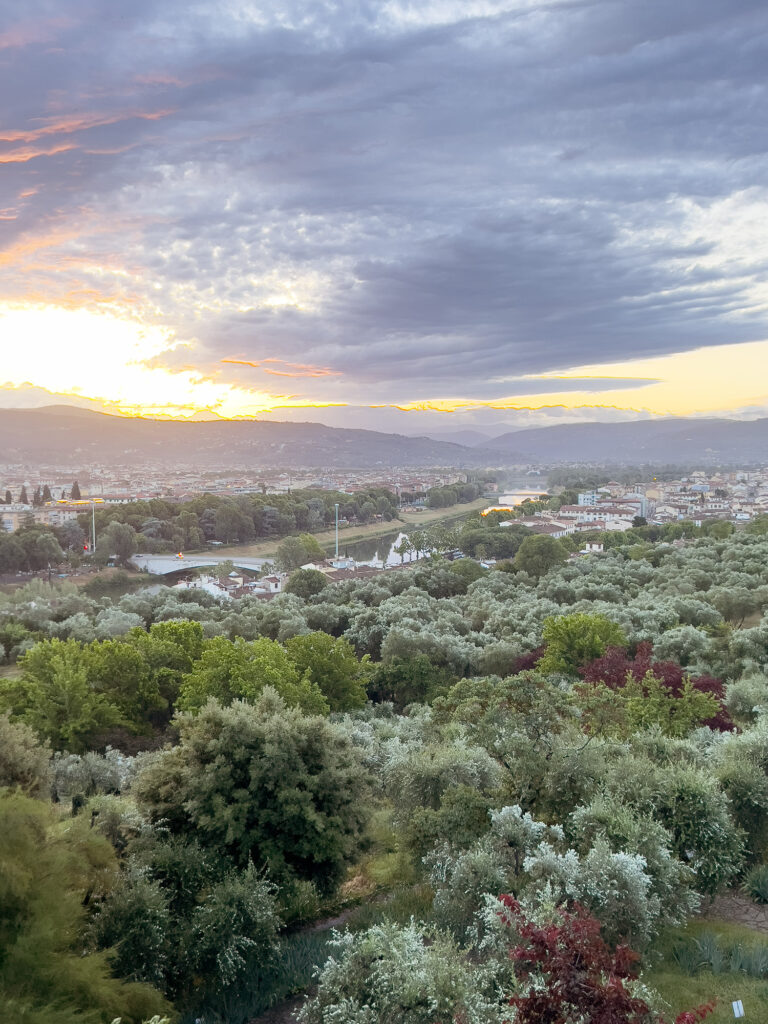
2,0,768,424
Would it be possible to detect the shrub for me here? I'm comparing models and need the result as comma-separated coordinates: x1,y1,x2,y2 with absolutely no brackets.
743,864,768,904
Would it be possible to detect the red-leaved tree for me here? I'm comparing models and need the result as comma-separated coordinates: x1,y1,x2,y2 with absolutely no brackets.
580,642,732,731
498,896,715,1024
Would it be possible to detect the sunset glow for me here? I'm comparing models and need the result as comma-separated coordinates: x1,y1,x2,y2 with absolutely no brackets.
2,0,768,430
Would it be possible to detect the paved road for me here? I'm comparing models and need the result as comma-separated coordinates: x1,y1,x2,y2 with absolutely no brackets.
132,553,269,575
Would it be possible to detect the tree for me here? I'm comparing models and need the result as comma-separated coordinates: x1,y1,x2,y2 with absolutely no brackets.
513,534,568,577
394,536,413,564
369,653,454,708
41,484,52,503
538,612,627,675
358,500,376,524
70,480,81,500
285,631,370,711
19,484,29,505
3,489,10,505
0,791,169,1024
176,635,328,715
32,486,42,507
297,921,504,1024
57,519,86,552
134,692,370,891
5,638,123,752
0,534,27,573
285,567,329,599
99,521,138,567
277,534,323,571
0,712,50,796
500,897,714,1024
299,532,325,561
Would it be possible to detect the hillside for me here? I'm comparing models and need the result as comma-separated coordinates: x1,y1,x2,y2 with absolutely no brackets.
0,406,522,469
487,416,768,464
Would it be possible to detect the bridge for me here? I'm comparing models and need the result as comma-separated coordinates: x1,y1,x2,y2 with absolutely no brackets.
132,553,270,576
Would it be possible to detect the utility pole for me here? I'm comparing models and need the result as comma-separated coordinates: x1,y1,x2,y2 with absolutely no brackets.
334,503,339,559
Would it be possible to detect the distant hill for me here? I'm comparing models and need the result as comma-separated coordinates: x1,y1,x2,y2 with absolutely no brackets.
487,417,768,464
0,407,523,469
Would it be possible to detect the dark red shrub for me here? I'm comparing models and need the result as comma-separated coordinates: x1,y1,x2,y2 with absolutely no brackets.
496,896,715,1024
580,643,733,731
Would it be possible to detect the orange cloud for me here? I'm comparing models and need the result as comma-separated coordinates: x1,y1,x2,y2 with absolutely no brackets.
0,108,175,145
0,228,79,268
222,357,342,378
0,143,76,164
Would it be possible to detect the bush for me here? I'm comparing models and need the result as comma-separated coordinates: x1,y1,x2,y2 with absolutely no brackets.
134,690,371,892
743,864,768,904
297,921,508,1024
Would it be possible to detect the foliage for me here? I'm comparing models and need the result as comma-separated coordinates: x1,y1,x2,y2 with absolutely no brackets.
134,691,370,891
743,864,768,904
176,635,329,715
285,567,330,599
0,711,51,796
0,791,169,1024
499,896,715,1024
284,630,370,711
538,612,627,675
5,637,123,752
513,533,569,577
297,921,507,1024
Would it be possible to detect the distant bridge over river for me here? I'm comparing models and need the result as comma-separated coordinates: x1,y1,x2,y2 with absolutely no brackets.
132,554,269,576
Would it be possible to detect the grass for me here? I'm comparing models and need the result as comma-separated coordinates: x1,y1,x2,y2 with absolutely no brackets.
645,968,768,1022
647,918,768,1021
0,664,21,680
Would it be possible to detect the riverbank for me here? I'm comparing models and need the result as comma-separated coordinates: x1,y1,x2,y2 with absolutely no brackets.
210,497,491,561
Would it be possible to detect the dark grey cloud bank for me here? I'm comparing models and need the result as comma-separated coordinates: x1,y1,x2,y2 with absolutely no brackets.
3,0,768,408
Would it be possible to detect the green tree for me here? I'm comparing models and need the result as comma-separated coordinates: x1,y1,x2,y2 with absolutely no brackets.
0,791,168,1024
0,712,50,796
513,534,568,577
537,612,627,675
99,520,138,567
19,484,29,505
134,692,370,891
394,536,413,564
299,532,325,561
276,535,311,571
369,654,454,708
176,635,328,715
285,631,370,711
5,638,123,751
70,480,82,500
0,534,27,573
285,567,329,599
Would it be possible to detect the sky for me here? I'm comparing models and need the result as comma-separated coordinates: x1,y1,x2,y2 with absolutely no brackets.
2,0,768,435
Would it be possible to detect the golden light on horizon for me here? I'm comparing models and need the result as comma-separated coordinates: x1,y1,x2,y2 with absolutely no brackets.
395,339,768,418
3,302,768,421
0,303,347,418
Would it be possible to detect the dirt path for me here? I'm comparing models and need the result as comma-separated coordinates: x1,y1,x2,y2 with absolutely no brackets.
701,892,768,934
